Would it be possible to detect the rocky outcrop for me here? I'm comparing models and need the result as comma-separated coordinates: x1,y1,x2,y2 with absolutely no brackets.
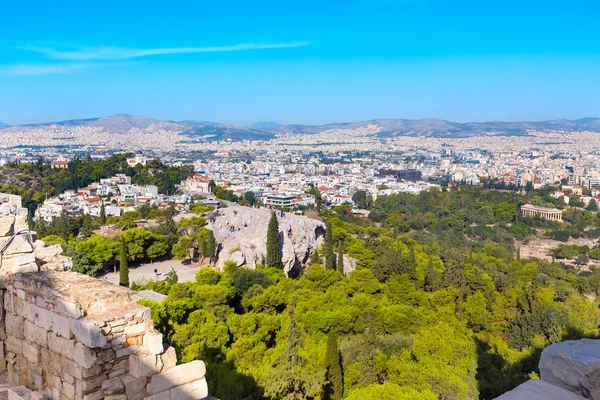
209,206,324,276
496,339,600,400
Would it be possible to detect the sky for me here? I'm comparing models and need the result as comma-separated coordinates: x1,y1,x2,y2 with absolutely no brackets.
1,0,599,125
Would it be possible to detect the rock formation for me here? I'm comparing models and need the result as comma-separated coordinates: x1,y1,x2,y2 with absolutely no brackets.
496,339,600,399
209,206,325,276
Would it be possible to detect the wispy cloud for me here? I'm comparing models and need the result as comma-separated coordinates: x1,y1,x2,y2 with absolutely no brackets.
19,41,312,61
0,61,139,76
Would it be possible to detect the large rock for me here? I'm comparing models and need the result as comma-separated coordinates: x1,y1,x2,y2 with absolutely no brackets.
494,379,586,400
209,206,324,276
0,215,15,236
539,339,600,399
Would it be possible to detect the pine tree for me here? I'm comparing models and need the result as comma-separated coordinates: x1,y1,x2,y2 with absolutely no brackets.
324,220,335,270
336,240,344,274
323,331,343,400
119,237,129,287
99,201,106,225
516,246,521,262
266,212,282,269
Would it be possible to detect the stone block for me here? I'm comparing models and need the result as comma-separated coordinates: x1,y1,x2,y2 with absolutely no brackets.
61,381,75,400
55,298,83,319
8,386,33,400
40,349,63,377
82,364,102,379
115,346,136,358
21,341,39,364
540,339,600,399
147,361,206,395
120,374,146,400
34,244,62,262
143,332,164,355
71,319,107,348
82,389,104,400
104,396,127,400
144,392,170,400
6,313,25,340
97,348,116,363
73,342,97,369
80,375,107,392
129,354,160,379
62,358,83,380
160,347,177,370
24,320,48,348
170,378,208,400
48,332,75,359
123,323,145,336
102,377,125,395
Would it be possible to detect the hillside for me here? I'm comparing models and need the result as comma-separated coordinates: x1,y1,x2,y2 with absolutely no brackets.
2,115,600,142
265,117,600,137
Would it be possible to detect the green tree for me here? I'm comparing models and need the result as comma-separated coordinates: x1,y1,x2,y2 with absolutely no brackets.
172,236,194,260
323,331,343,400
147,241,170,261
325,220,335,270
336,240,344,274
266,212,282,269
588,198,599,212
99,201,106,225
119,237,129,287
198,228,217,262
424,257,439,292
244,191,257,206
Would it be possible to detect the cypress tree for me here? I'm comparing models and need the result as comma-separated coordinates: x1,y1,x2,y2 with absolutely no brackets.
324,220,335,270
336,240,344,274
516,246,521,262
266,212,282,269
323,331,343,400
100,201,106,225
119,237,129,287
424,256,438,292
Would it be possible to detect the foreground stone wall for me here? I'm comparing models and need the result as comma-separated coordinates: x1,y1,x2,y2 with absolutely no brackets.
0,272,208,400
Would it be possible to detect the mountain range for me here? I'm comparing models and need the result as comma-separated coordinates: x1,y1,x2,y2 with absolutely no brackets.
2,114,600,141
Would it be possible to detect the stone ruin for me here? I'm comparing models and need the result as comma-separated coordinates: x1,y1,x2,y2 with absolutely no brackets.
0,194,210,400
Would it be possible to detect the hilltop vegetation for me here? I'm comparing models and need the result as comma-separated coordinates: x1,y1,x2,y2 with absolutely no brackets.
131,188,600,400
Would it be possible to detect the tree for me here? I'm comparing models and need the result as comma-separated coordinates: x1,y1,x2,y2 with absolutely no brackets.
323,331,343,400
424,257,439,292
325,220,335,270
516,247,521,262
336,240,344,274
99,201,106,225
352,190,368,209
244,191,256,206
172,236,194,260
119,237,129,287
147,241,169,262
555,196,566,210
576,253,590,266
588,198,599,212
266,213,282,269
198,229,217,262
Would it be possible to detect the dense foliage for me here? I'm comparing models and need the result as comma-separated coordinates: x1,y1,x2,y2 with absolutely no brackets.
132,188,600,400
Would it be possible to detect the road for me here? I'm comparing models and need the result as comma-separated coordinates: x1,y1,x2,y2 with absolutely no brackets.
98,258,202,285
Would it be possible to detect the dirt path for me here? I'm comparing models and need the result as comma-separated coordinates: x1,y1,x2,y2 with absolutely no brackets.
98,258,205,285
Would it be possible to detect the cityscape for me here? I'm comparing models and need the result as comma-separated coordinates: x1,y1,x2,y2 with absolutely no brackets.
2,0,600,400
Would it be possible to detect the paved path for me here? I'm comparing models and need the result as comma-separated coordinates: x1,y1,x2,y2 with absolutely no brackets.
98,258,202,285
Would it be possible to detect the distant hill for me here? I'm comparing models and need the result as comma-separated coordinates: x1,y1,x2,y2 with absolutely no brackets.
247,121,282,130
264,117,600,137
3,115,600,141
0,122,11,128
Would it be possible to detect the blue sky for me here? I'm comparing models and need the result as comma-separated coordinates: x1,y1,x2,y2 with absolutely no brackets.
1,0,599,125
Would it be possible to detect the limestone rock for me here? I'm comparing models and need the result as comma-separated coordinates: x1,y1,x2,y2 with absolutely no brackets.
229,251,245,267
0,215,15,236
209,206,324,276
34,245,63,263
539,339,600,399
494,379,586,400
102,377,125,395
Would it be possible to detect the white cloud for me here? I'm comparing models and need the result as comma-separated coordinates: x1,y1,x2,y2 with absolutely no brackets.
19,41,312,61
